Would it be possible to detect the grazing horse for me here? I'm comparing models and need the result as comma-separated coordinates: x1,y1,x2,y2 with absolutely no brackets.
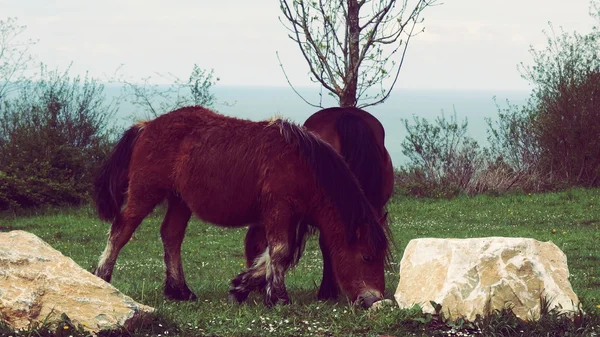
244,106,395,301
92,106,390,308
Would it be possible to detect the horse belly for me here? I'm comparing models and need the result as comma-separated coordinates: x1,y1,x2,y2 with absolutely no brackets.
194,194,259,227
177,175,260,228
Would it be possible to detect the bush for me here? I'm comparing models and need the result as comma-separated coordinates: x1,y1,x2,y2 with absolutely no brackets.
519,19,600,187
485,98,540,172
0,65,118,210
399,109,483,197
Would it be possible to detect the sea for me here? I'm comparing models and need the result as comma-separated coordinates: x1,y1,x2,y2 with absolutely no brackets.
108,85,531,167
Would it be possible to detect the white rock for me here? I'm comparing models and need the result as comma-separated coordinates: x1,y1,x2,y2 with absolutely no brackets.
0,230,154,333
394,237,580,321
369,299,394,311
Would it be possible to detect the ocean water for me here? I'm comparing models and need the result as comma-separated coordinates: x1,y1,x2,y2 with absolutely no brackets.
110,85,531,166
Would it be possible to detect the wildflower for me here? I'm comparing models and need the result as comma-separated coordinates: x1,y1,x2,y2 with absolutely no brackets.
596,304,600,309
63,325,69,330
552,229,557,234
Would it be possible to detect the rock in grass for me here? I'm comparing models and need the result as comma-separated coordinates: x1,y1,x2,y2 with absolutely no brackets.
0,230,153,333
394,237,580,321
368,299,394,311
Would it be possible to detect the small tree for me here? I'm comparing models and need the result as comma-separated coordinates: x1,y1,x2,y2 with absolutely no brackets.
400,110,482,196
279,0,438,108
517,5,600,186
117,64,221,119
0,17,36,103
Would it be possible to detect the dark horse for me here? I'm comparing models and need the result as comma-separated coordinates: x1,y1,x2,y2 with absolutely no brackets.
244,106,395,302
92,106,390,308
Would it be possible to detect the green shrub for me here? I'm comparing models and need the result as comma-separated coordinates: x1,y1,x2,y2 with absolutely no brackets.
0,65,118,210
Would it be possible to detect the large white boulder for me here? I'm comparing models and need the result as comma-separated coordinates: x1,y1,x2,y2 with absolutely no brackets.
0,230,153,333
394,237,580,321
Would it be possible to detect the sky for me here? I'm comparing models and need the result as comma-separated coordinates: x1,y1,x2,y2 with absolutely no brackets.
1,0,598,90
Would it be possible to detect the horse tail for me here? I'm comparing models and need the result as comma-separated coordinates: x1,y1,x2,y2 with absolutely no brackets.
93,124,144,222
335,113,386,210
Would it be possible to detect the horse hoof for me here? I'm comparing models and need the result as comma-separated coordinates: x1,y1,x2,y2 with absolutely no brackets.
264,296,291,307
166,292,197,301
227,293,241,304
228,289,249,304
317,288,338,301
93,267,112,283
165,287,197,301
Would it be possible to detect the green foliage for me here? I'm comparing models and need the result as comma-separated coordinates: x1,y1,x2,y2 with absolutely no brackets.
0,64,118,209
486,98,540,172
188,65,219,107
512,3,600,187
399,109,482,198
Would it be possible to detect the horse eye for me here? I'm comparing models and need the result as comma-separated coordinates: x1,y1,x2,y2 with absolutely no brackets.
362,255,373,263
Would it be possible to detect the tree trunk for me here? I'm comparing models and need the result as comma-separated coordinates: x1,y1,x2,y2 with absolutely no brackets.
341,0,361,107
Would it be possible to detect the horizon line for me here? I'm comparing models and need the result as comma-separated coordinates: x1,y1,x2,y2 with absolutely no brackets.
99,82,532,92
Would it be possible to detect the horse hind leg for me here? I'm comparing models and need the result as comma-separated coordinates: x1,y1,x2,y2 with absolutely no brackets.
94,183,165,282
161,195,195,301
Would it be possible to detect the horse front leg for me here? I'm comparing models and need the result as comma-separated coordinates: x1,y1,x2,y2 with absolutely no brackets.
317,233,339,300
229,244,292,306
264,243,292,306
229,208,294,306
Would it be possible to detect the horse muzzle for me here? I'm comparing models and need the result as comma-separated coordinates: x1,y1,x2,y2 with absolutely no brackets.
356,289,383,308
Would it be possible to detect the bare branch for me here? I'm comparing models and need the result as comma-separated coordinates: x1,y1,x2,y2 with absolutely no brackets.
359,11,420,108
0,17,37,100
276,51,323,108
279,0,340,93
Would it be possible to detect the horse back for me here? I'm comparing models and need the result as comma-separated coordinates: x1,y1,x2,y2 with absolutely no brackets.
304,107,394,208
130,107,314,227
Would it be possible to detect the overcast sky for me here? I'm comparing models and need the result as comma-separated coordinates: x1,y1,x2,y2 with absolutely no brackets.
1,0,597,90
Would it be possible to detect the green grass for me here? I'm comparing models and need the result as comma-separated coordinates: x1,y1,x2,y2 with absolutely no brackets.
1,188,600,336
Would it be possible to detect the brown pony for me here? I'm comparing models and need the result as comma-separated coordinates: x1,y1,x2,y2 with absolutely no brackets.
92,106,390,308
244,107,395,301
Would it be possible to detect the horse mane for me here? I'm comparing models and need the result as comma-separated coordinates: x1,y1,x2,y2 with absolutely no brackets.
335,111,386,210
271,119,390,259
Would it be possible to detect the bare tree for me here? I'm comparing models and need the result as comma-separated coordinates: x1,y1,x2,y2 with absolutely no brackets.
0,17,36,101
279,0,439,108
112,64,224,120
